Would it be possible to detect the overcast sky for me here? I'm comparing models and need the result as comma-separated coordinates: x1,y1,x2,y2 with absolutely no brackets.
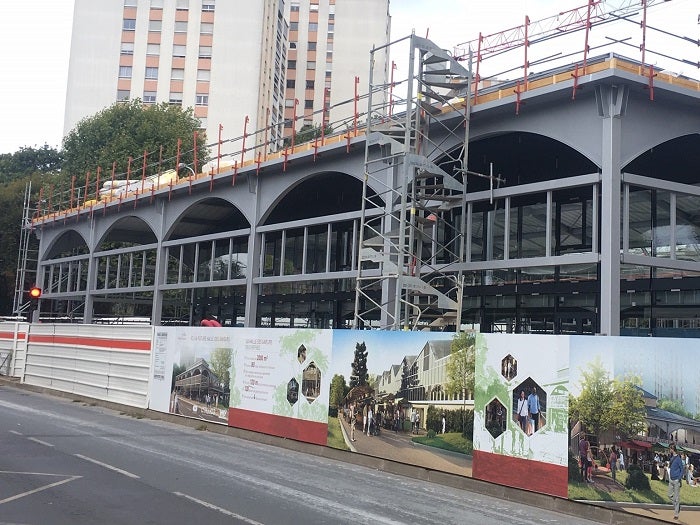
0,0,696,154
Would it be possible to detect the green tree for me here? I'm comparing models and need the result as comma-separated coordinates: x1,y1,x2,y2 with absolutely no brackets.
209,347,232,391
569,356,614,438
658,397,696,420
329,374,348,408
0,145,62,183
445,332,476,436
349,341,368,388
610,376,647,439
283,123,333,148
62,99,208,183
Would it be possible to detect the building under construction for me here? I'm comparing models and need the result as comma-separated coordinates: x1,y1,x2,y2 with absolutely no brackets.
17,1,700,336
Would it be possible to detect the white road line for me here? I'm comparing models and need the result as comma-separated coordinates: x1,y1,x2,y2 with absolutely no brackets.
0,476,82,505
9,430,22,435
173,492,265,524
73,454,140,479
27,437,54,447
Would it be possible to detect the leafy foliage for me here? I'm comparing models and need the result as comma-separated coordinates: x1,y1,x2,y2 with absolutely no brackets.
0,145,62,183
569,356,614,437
283,123,333,148
445,332,476,398
624,464,651,490
62,100,208,183
658,397,697,420
350,341,368,388
610,376,647,439
570,359,647,441
329,374,348,408
209,347,232,391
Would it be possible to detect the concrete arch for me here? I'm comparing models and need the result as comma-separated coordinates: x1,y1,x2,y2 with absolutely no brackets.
165,196,249,241
43,229,89,260
95,215,157,250
624,133,700,183
259,170,378,226
432,129,598,192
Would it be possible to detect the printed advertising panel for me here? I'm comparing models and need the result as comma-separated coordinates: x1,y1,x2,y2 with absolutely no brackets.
473,333,570,498
568,336,700,499
149,327,333,445
329,330,471,477
148,327,700,504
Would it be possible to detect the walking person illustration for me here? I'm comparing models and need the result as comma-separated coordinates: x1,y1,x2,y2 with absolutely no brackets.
668,443,684,520
527,387,541,432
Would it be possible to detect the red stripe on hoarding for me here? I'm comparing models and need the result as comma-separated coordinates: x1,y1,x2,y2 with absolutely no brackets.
228,408,328,446
28,334,151,351
472,450,568,498
0,331,26,340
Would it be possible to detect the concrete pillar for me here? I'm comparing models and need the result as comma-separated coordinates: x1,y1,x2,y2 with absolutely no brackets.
596,84,628,336
244,174,261,327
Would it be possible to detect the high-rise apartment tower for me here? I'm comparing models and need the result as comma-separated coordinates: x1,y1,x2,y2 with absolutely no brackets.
64,0,288,158
64,0,390,158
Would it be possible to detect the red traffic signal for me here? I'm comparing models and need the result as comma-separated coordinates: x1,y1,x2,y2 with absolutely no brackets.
28,286,42,299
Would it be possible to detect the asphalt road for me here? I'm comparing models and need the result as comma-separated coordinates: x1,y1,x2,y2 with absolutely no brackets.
0,385,603,525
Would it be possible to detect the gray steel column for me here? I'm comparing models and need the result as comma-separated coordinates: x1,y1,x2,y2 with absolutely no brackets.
83,215,97,324
244,175,261,327
596,84,628,336
151,201,167,325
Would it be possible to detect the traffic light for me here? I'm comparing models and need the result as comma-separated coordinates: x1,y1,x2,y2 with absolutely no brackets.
28,286,42,299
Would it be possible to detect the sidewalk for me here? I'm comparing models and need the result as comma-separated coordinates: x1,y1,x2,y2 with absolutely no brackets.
338,415,471,477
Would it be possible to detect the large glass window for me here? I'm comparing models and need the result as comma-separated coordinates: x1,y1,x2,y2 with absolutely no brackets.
306,225,328,273
676,194,700,262
121,42,134,55
123,19,136,31
263,232,283,277
284,228,304,275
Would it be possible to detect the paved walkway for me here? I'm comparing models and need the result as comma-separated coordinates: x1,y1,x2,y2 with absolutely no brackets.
582,471,700,523
338,416,471,477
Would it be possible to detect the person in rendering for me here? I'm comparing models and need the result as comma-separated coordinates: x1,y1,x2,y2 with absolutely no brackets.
516,390,528,432
363,403,368,434
366,405,373,436
349,403,356,442
618,449,625,471
579,435,590,482
668,443,684,520
609,446,618,482
586,443,595,483
527,387,541,432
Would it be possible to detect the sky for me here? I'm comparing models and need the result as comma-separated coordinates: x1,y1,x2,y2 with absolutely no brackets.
0,0,697,154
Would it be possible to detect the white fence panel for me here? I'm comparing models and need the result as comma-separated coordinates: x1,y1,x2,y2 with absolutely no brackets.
23,324,153,408
0,322,29,377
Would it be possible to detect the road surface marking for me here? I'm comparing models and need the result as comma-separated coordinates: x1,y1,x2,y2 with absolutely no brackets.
9,430,22,435
74,454,140,478
0,475,82,505
28,437,54,447
173,492,265,524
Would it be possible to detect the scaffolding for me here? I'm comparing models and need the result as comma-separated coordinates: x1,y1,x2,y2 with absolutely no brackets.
13,181,39,318
353,35,477,331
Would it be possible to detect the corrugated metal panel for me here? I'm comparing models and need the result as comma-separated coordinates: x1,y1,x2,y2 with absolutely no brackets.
23,324,153,408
